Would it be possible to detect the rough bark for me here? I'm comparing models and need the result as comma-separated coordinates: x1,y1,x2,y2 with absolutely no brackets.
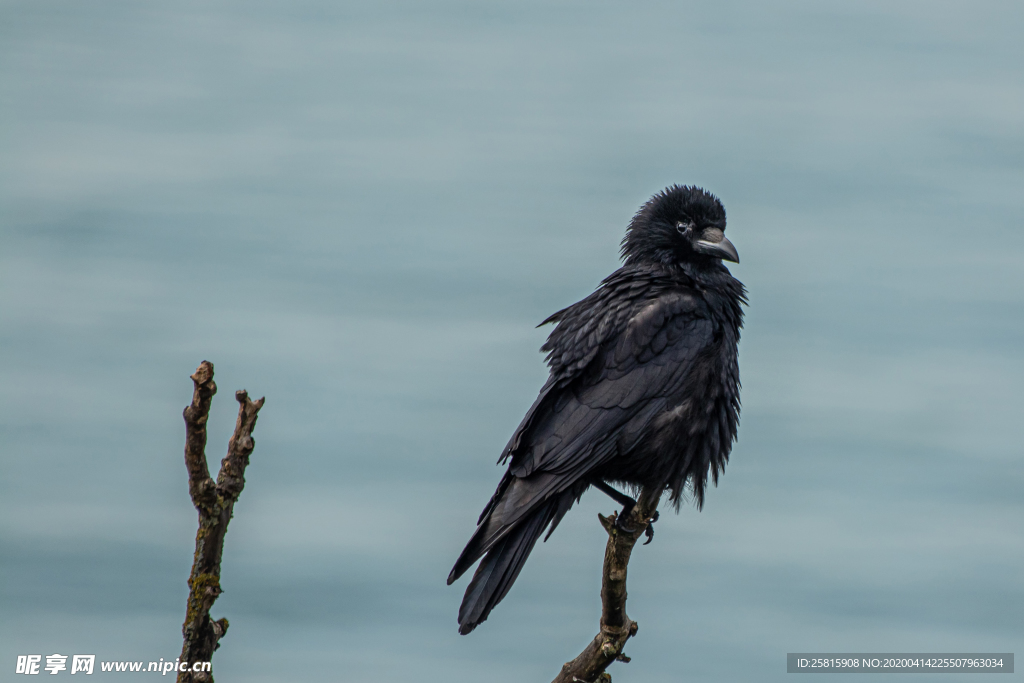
551,486,662,683
178,361,264,683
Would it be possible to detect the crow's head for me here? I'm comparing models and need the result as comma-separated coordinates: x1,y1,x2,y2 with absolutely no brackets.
620,185,738,266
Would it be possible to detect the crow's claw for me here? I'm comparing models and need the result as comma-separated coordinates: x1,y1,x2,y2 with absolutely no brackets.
642,511,660,545
613,507,639,534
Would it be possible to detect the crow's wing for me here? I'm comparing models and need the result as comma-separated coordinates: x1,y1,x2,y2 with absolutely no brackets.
481,291,713,538
511,289,712,481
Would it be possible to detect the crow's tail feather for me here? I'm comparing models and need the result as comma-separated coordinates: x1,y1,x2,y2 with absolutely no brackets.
456,497,560,635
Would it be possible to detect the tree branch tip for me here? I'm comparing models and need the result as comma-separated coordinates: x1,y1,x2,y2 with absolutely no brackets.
191,361,215,384
234,390,265,412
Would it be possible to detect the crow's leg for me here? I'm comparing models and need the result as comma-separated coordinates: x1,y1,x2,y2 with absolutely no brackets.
592,480,636,509
592,481,639,532
591,481,661,542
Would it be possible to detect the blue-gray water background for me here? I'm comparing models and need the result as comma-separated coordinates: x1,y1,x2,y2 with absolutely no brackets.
2,2,1022,681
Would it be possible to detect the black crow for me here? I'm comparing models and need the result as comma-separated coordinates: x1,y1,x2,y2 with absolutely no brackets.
448,185,746,634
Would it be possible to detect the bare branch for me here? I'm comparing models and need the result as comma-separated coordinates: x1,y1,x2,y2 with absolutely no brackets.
552,486,662,683
178,362,264,683
183,361,217,514
217,390,264,501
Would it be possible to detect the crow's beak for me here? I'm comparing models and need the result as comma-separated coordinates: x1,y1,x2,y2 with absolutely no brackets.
694,234,739,263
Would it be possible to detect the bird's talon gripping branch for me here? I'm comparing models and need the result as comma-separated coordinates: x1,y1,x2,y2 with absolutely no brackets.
642,510,660,545
614,514,639,534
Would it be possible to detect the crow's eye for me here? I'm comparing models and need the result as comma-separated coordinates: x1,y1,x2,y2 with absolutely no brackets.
676,221,693,235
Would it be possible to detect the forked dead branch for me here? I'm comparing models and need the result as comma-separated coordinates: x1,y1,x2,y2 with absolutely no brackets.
551,487,662,683
178,361,264,683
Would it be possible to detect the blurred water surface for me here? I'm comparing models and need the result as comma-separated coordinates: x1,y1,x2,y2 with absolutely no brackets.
2,1,1022,681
